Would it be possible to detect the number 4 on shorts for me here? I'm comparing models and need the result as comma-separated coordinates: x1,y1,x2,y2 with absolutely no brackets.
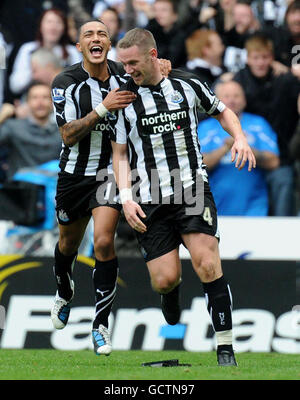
203,206,213,226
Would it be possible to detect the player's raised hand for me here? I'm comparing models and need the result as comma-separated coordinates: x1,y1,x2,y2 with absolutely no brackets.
102,88,136,111
158,58,172,77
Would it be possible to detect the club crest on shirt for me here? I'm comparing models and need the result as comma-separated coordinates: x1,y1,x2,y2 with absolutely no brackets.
171,90,184,104
52,88,65,103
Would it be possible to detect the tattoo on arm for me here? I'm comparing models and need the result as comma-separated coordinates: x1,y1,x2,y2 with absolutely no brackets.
60,110,100,147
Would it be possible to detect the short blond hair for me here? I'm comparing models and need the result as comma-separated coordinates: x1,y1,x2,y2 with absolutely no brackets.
117,28,157,53
245,34,274,55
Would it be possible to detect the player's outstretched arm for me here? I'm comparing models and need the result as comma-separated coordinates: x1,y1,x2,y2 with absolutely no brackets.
213,107,256,171
60,89,136,147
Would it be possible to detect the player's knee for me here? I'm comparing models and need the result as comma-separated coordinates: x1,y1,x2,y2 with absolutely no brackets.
59,236,80,256
194,257,217,282
94,234,114,260
151,275,177,294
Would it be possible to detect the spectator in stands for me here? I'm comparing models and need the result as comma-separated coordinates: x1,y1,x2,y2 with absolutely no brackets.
93,0,126,18
145,0,188,67
252,0,291,28
222,0,260,72
0,0,69,48
132,0,156,27
98,7,124,61
193,0,237,35
226,0,260,43
289,92,300,160
286,0,300,46
67,8,92,45
233,33,300,215
0,48,63,122
184,29,226,86
31,48,63,87
0,30,6,110
0,82,61,180
265,0,300,67
92,0,155,28
198,80,280,216
0,30,7,183
9,8,81,97
289,86,300,215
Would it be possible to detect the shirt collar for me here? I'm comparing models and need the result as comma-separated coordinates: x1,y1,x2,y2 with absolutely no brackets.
81,61,112,80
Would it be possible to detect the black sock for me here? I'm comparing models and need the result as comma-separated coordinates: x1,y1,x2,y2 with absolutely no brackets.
160,282,180,303
92,257,119,329
53,242,77,301
217,344,233,354
202,276,232,332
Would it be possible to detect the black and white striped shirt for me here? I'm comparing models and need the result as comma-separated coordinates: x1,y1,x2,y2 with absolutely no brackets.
110,69,226,203
51,60,128,176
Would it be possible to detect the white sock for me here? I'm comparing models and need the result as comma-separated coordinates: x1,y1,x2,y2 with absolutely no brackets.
215,329,233,346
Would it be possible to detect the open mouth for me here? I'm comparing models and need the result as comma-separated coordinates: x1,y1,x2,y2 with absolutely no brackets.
133,72,142,80
90,45,103,57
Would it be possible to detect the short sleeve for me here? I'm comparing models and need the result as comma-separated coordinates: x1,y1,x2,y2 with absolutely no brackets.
51,73,78,127
189,79,226,116
170,70,226,116
109,109,128,144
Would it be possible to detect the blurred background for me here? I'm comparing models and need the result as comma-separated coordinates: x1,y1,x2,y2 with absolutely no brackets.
0,0,299,353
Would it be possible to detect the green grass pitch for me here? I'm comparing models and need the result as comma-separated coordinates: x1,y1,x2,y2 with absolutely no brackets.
0,349,299,380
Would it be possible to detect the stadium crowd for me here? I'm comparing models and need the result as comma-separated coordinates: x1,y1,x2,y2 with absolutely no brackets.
0,0,299,231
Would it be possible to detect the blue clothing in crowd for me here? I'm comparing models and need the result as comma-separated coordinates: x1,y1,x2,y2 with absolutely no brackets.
198,112,279,216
